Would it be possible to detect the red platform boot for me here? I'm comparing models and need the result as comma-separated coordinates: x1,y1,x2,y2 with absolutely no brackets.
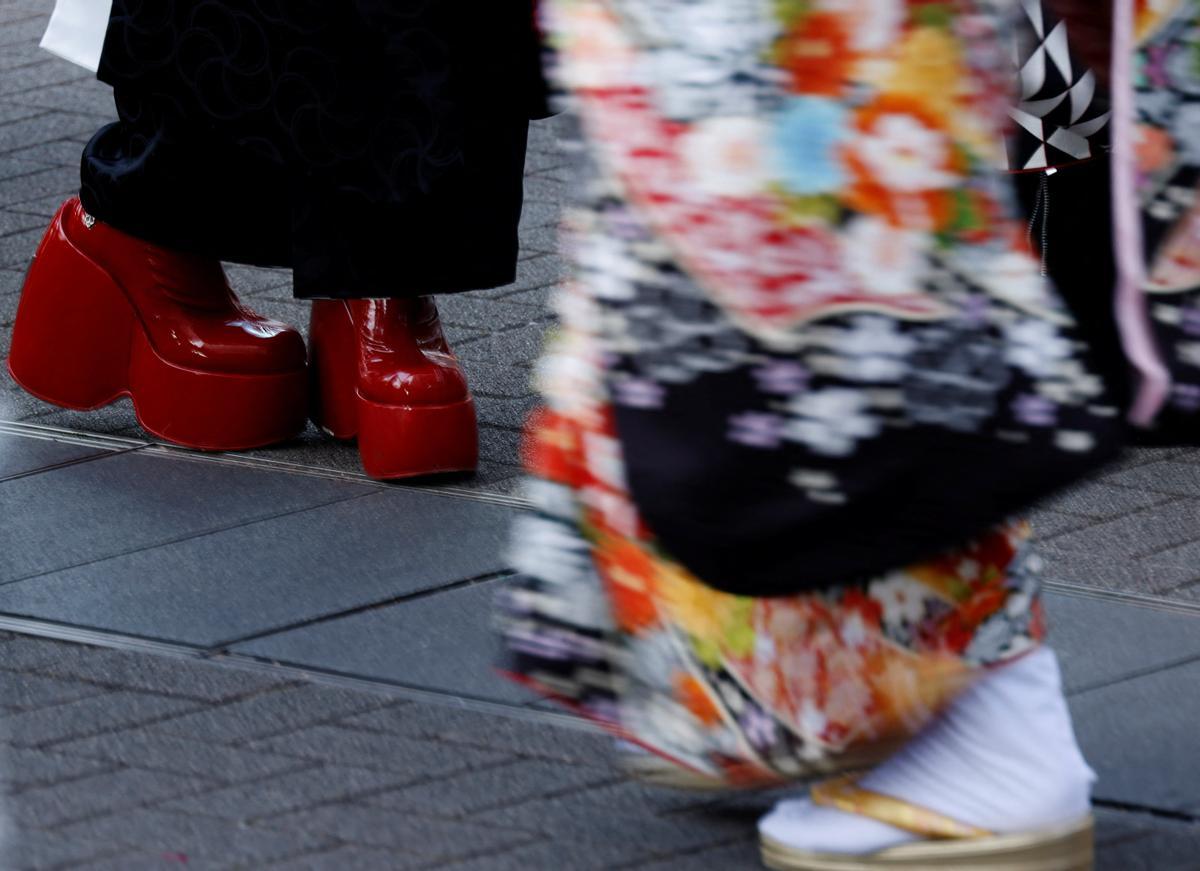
7,198,307,450
309,298,478,479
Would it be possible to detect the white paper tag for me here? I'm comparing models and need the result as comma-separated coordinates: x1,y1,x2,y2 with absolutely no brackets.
40,0,114,72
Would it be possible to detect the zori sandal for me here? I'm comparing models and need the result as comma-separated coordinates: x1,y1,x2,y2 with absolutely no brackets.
760,775,1094,871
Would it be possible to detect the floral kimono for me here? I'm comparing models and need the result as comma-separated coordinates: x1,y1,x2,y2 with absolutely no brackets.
1135,0,1200,430
497,0,1173,785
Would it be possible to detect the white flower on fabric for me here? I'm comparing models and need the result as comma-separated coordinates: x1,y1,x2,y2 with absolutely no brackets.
1055,430,1096,453
964,616,1015,663
650,47,772,120
1005,319,1073,378
576,234,643,301
823,0,905,52
836,316,916,359
856,113,957,193
536,332,606,424
966,250,1056,313
628,633,686,694
754,634,777,664
583,432,627,492
841,613,869,647
522,479,578,522
581,485,640,538
798,699,828,741
784,388,881,456
842,217,931,297
560,4,638,90
1005,591,1032,618
869,572,930,627
825,327,915,382
508,515,593,587
624,0,777,120
1178,341,1200,368
681,116,772,197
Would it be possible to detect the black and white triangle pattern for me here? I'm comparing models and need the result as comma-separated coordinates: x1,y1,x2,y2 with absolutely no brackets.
1007,0,1110,172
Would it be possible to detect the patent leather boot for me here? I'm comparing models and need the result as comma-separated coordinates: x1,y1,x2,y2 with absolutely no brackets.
309,297,478,479
8,198,307,450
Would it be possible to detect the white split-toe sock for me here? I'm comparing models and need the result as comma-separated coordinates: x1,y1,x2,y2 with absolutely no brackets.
758,646,1095,855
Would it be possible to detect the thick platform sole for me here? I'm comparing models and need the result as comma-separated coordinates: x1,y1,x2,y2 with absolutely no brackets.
357,394,479,479
7,222,306,451
761,816,1094,871
313,386,479,480
309,301,479,480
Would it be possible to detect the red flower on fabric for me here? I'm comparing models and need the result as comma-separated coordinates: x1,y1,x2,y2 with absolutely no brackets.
522,407,583,487
596,539,660,632
780,12,856,97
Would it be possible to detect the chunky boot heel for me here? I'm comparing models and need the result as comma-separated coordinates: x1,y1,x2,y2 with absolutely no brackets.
9,213,134,410
308,298,362,440
309,298,479,480
127,330,308,451
357,395,478,479
7,198,308,451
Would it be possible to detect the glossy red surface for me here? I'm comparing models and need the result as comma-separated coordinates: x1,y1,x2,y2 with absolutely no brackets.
309,298,478,479
7,198,307,450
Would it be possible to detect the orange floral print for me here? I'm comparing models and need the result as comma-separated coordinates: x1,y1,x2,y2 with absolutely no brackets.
780,12,856,97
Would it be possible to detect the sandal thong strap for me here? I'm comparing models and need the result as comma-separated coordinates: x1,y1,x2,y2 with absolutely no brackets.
810,775,994,842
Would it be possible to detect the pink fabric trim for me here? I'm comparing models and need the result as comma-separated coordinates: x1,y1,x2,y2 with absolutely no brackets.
1111,0,1171,427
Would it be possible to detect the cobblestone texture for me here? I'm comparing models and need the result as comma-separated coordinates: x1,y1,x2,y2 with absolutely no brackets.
0,629,1189,869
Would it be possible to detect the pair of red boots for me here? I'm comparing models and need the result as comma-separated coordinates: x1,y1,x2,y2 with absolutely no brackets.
6,199,478,480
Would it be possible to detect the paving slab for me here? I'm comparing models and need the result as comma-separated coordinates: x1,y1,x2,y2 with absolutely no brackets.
51,727,309,784
54,808,335,867
1094,808,1200,871
0,636,291,701
9,765,216,829
246,723,509,781
1070,659,1200,815
1035,479,1180,519
230,579,537,705
1046,592,1200,693
229,586,1200,710
1100,458,1200,497
261,802,538,865
363,758,615,817
0,430,112,479
1038,497,1200,562
0,486,515,647
338,704,614,767
9,828,131,871
0,449,373,584
1039,546,1200,597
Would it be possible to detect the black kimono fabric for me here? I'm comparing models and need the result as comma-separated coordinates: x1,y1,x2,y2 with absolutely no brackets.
80,1,548,299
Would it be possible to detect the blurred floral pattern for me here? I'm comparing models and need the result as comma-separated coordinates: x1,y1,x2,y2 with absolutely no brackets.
497,0,1124,785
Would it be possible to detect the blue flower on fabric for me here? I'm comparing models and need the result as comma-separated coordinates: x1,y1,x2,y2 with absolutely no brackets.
774,96,849,196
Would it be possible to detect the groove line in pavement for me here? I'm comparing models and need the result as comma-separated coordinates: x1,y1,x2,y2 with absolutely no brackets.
0,418,533,509
1093,798,1199,824
0,611,597,734
0,442,146,484
0,488,381,588
204,568,517,652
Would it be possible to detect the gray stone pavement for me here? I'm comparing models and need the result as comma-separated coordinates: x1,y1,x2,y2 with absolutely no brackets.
0,606,1191,870
0,0,1199,867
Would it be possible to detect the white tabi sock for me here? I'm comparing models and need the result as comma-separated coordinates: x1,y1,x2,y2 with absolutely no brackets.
758,647,1095,855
